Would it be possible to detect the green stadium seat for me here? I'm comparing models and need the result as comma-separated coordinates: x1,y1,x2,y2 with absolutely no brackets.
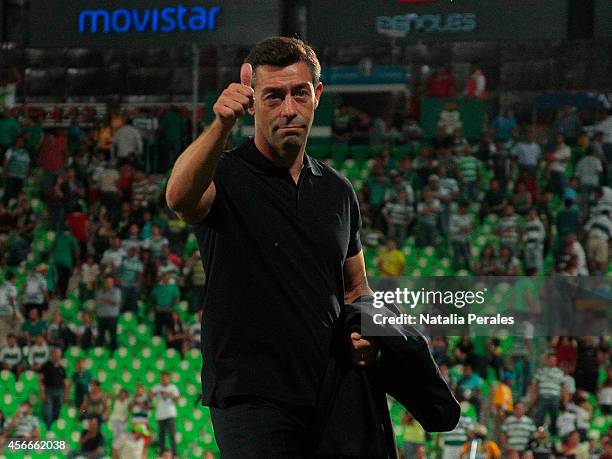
1,369,16,387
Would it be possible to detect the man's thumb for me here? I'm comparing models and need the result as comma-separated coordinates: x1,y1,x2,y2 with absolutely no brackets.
240,63,252,87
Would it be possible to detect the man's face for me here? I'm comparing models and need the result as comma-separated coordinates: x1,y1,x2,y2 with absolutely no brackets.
51,349,61,363
251,62,322,159
514,403,525,417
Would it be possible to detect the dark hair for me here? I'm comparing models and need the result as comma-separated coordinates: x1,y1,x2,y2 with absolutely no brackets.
245,37,321,87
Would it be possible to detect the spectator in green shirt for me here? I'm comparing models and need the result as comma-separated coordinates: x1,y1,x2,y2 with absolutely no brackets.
3,135,30,205
23,116,44,161
150,271,181,336
117,246,143,314
20,308,47,346
0,110,20,154
51,229,80,300
556,198,580,242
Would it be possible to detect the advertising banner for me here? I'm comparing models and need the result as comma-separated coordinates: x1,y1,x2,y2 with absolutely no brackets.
308,0,568,45
29,0,280,47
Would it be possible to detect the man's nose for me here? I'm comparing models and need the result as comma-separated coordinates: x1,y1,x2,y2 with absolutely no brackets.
281,94,297,118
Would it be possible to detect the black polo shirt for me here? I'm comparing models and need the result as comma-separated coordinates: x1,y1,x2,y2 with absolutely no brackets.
193,138,362,407
40,361,66,389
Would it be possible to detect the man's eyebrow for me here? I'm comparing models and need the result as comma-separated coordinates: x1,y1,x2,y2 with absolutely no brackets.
260,83,311,93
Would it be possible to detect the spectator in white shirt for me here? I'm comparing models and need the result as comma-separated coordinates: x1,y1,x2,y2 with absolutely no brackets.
449,202,472,272
8,401,40,440
511,129,541,175
22,266,49,317
27,333,50,371
0,271,20,347
522,208,546,273
584,209,612,274
548,133,571,197
112,119,143,162
101,237,126,276
0,333,23,376
575,147,603,219
150,372,180,458
382,190,413,247
113,423,149,459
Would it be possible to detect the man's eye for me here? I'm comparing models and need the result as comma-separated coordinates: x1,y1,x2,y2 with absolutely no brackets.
294,89,309,98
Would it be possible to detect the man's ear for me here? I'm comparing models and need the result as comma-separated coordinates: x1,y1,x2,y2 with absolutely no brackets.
314,82,323,110
248,102,255,116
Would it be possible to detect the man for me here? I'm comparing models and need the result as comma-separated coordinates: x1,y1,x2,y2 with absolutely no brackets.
426,66,454,98
0,333,23,376
8,401,40,440
27,333,50,371
0,109,20,155
522,208,546,274
150,372,180,458
68,416,104,459
39,347,69,428
500,401,536,457
375,238,406,277
511,129,541,175
101,237,126,277
20,308,46,346
3,135,30,204
22,264,50,317
0,271,20,347
548,133,571,197
112,118,143,163
70,357,92,409
457,365,483,418
381,190,412,247
113,423,148,459
95,275,122,351
523,426,557,459
464,63,487,100
415,189,441,248
553,105,581,145
449,202,472,272
494,204,519,255
166,37,379,456
531,352,566,435
459,425,501,459
584,208,612,274
116,245,143,314
440,413,474,459
457,144,480,203
150,271,181,336
574,146,602,214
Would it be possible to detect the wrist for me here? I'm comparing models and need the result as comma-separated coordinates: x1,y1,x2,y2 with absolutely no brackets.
212,116,235,136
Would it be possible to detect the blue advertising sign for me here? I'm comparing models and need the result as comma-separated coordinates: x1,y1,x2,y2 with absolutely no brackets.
29,0,280,47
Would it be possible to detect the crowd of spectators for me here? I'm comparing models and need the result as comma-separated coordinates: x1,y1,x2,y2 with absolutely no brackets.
0,105,200,458
0,89,610,458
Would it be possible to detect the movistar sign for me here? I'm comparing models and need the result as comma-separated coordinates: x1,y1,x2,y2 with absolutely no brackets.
78,4,221,34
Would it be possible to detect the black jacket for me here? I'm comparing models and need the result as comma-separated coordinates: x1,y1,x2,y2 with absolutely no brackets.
308,300,460,458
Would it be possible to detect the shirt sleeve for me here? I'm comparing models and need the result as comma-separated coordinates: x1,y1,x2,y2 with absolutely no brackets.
346,184,362,259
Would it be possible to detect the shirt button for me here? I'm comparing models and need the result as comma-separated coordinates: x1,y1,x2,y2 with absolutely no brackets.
273,242,279,248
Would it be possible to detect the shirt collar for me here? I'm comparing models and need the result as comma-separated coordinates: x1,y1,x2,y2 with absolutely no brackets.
241,138,322,177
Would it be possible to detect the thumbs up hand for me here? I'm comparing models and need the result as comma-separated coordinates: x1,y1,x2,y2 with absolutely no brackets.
213,62,255,128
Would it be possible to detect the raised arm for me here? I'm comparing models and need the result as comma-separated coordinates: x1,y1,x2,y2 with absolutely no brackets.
165,64,254,225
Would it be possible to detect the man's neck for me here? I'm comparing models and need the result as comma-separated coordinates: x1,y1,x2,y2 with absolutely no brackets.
254,136,305,184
